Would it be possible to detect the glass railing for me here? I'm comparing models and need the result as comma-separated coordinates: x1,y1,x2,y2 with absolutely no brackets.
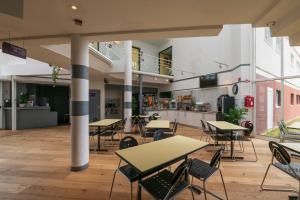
90,41,173,76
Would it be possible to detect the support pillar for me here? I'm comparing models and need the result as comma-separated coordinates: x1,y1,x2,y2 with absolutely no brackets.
11,76,17,131
124,41,132,133
139,75,143,114
280,37,285,121
70,35,89,171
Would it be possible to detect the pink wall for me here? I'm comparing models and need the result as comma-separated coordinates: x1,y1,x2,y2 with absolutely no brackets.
255,74,300,134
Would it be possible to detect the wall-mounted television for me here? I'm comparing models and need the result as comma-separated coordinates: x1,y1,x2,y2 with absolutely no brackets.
200,73,218,88
159,91,172,98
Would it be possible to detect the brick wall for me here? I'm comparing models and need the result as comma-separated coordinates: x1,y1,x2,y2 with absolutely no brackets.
255,74,300,134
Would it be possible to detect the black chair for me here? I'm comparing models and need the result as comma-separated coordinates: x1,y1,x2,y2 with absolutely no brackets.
279,121,300,142
116,118,127,139
207,124,231,149
189,148,228,200
109,136,140,200
200,120,210,141
232,121,257,162
138,121,155,143
261,141,300,198
139,159,195,200
89,126,98,152
164,121,178,138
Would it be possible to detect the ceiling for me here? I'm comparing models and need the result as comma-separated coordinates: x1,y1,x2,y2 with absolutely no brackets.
1,0,300,45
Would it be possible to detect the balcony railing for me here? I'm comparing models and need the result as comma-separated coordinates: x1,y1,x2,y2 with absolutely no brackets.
90,41,173,76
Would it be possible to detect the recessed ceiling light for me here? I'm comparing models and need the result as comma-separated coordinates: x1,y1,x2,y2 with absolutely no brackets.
70,5,78,10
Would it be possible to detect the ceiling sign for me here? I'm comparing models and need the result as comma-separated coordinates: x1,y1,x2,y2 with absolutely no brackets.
2,42,27,59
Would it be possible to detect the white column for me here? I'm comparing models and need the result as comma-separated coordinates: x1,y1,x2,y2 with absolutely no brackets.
70,35,89,171
11,76,17,131
280,37,285,121
124,41,132,133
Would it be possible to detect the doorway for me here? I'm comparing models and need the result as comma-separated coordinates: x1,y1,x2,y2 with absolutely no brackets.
159,46,172,75
89,89,101,122
267,87,274,130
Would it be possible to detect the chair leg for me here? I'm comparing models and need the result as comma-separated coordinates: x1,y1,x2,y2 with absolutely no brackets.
219,170,229,200
251,140,258,162
190,186,195,200
130,182,133,200
109,169,118,200
260,163,271,191
203,180,207,200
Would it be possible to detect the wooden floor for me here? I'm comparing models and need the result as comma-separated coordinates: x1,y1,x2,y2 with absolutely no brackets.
0,125,298,200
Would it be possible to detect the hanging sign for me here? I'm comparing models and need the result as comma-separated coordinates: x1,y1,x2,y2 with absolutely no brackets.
2,42,26,59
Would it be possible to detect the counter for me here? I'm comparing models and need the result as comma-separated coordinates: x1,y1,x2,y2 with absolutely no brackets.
4,107,58,129
148,110,216,128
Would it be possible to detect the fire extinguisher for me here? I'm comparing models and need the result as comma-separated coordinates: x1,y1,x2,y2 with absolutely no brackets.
244,96,254,108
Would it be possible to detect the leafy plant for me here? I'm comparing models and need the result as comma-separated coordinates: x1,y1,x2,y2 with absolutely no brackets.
224,107,247,125
19,93,28,104
52,66,61,86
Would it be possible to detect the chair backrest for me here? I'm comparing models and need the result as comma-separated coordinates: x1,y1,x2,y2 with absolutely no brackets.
171,159,192,184
119,136,138,150
244,121,254,136
173,122,178,135
207,123,215,135
200,120,207,130
210,148,223,168
137,121,145,136
268,141,291,165
154,130,165,141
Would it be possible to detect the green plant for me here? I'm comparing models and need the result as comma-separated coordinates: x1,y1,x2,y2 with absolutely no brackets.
19,93,28,104
52,66,61,86
224,107,247,125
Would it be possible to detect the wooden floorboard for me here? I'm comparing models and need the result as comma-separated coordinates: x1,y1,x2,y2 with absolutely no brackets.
0,125,298,200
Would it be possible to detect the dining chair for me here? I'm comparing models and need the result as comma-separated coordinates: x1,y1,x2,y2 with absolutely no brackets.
139,159,195,200
232,121,257,162
89,126,98,152
200,120,210,141
261,141,300,198
138,121,155,143
109,136,140,200
189,148,228,200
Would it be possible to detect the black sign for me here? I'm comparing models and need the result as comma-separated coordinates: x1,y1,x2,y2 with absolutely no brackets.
2,42,26,59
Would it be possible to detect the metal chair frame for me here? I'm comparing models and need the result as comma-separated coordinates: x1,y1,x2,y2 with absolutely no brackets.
190,148,229,200
109,136,139,200
261,141,300,198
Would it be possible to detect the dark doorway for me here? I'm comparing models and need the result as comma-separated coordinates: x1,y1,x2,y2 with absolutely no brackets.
89,90,101,122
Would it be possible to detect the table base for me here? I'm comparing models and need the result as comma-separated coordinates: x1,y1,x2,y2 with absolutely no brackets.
222,156,244,160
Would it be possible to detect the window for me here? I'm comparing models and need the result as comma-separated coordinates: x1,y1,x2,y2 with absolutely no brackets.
291,93,295,105
291,54,295,68
132,46,141,71
264,28,273,47
275,37,281,54
276,90,281,107
297,95,300,104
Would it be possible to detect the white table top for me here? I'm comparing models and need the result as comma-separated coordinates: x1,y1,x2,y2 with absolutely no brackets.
145,120,170,129
115,135,208,173
280,143,300,154
89,119,122,127
287,122,300,130
207,121,247,131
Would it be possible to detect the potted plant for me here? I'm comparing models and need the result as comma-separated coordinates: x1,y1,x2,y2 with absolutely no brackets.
224,107,247,125
51,65,61,87
19,93,28,107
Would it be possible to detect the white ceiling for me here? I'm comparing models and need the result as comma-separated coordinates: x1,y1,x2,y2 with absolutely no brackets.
2,0,300,45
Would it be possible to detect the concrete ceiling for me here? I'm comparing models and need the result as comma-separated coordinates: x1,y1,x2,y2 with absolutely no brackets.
1,0,300,45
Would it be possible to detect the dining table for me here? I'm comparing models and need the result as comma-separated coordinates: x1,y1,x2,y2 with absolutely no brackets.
89,119,122,151
145,119,170,129
115,135,208,200
207,121,247,160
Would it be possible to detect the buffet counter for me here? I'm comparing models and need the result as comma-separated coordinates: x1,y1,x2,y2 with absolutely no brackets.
148,110,216,128
4,106,58,130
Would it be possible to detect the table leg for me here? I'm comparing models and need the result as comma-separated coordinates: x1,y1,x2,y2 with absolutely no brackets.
137,180,142,200
222,130,243,160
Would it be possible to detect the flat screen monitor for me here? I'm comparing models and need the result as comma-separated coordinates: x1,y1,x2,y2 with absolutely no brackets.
200,73,218,88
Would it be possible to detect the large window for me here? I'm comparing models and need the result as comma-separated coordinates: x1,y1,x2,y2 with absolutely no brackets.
132,46,141,71
291,93,295,105
291,53,295,68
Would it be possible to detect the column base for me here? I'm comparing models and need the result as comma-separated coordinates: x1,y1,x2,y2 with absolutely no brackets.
70,163,89,172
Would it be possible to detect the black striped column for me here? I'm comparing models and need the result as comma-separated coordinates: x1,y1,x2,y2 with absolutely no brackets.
70,35,89,171
124,41,132,133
